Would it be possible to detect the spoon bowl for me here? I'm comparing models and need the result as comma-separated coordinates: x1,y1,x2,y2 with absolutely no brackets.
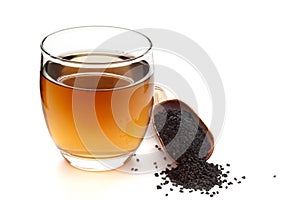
153,99,214,161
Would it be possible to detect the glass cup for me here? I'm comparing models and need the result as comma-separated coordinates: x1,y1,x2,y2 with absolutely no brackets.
40,26,154,171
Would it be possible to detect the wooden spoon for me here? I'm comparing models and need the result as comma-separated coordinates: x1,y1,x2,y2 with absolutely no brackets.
153,99,214,161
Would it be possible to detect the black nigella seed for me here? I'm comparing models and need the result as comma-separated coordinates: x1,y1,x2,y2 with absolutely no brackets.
237,181,241,184
131,168,134,171
156,185,162,190
242,176,246,179
136,158,140,162
134,168,138,172
165,194,168,196
273,175,276,178
154,173,159,177
153,108,245,196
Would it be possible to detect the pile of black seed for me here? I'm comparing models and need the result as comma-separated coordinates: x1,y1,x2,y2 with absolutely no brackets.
154,158,246,197
167,156,222,191
153,108,246,197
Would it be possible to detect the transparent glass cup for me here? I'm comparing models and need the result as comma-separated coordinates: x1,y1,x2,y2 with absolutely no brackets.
40,26,154,171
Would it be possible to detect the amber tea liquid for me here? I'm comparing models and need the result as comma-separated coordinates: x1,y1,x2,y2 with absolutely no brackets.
40,53,154,160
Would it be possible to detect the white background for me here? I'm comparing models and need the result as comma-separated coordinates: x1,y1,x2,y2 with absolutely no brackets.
1,0,300,199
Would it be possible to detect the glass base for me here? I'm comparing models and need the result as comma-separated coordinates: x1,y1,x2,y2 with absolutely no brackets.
60,150,132,171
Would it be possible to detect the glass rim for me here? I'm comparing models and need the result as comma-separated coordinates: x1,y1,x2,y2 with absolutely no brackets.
40,25,153,65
